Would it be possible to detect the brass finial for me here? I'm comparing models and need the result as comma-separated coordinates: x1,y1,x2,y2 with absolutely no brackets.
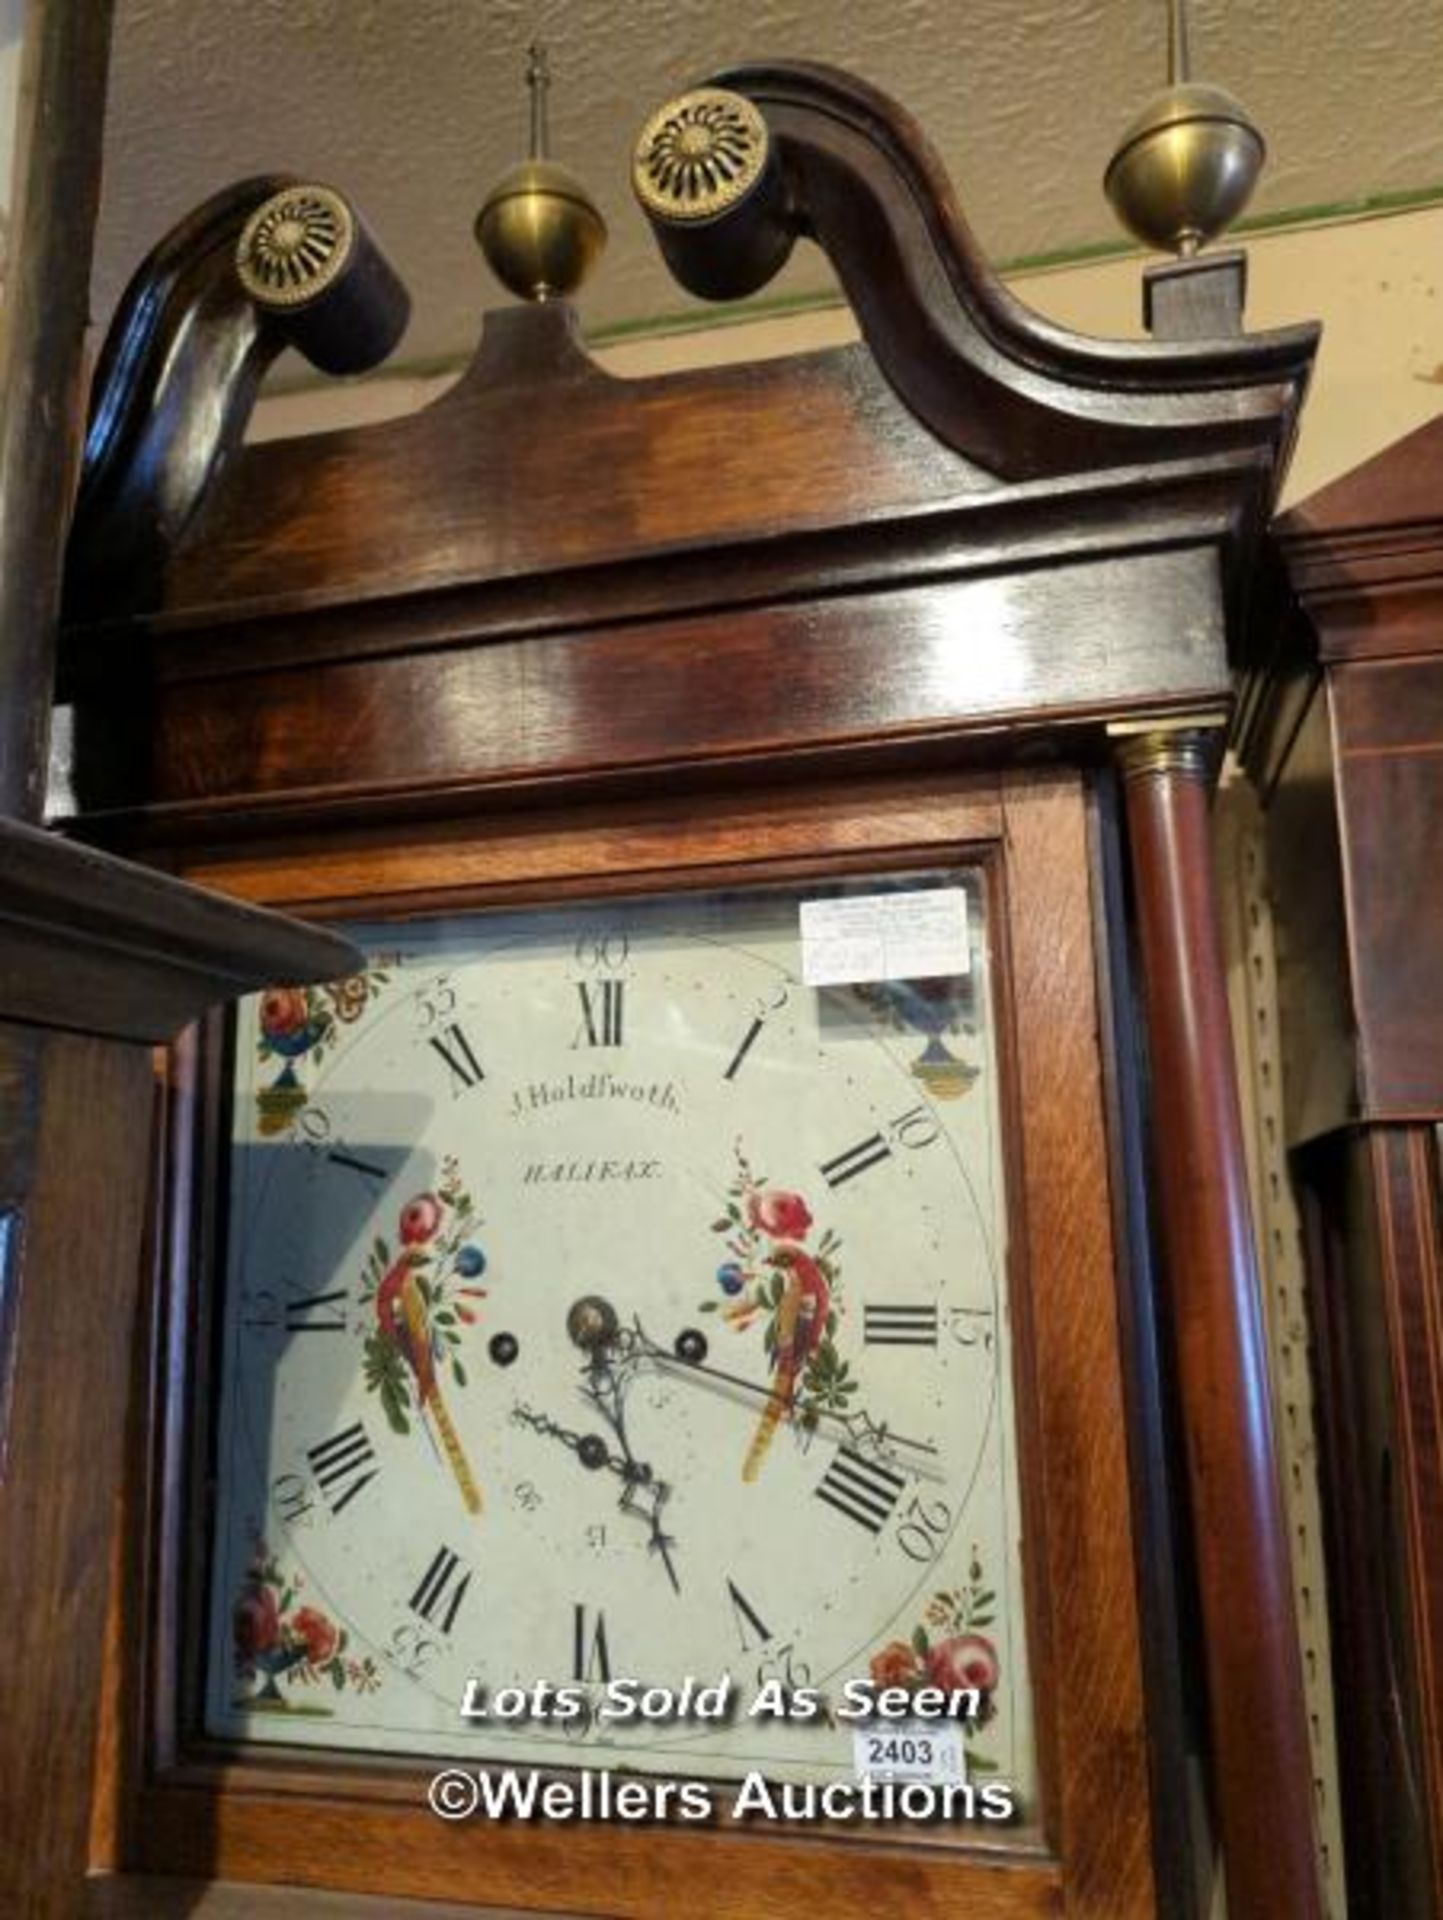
475,42,607,303
1104,0,1264,256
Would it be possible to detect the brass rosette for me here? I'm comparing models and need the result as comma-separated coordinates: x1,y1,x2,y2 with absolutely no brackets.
632,88,769,225
236,184,355,309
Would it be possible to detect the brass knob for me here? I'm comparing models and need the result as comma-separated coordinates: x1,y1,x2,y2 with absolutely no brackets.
237,185,355,308
632,88,770,226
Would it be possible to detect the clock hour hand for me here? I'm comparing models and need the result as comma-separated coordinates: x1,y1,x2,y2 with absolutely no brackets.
561,1296,681,1594
629,1318,940,1472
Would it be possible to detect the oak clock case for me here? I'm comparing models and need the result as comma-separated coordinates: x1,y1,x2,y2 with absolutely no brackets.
58,54,1326,1920
207,872,1034,1798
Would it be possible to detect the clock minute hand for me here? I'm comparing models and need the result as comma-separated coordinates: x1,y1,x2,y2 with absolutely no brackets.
630,1320,939,1465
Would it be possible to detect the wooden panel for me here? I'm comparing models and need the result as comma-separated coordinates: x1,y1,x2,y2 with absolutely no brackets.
1297,1129,1436,1918
114,769,1154,1918
1332,660,1443,1119
163,318,990,619
72,548,1224,841
1000,772,1153,1917
85,1878,590,1920
1371,1126,1443,1918
178,773,1005,912
0,1033,154,1917
1264,683,1357,1145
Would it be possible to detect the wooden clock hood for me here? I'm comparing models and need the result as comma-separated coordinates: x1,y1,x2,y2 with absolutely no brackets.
61,59,1316,848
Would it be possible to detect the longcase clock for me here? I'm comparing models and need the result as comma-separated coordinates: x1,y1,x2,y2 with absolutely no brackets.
59,60,1325,1920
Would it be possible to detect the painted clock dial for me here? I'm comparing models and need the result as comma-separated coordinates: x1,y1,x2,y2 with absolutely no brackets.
205,871,1035,1799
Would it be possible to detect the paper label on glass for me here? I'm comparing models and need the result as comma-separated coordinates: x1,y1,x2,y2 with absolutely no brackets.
800,889,970,986
851,1719,968,1786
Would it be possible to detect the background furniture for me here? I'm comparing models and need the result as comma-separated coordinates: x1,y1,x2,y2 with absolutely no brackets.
1240,415,1443,1919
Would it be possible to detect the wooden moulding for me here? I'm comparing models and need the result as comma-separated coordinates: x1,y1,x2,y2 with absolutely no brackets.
0,813,359,1041
0,822,360,1917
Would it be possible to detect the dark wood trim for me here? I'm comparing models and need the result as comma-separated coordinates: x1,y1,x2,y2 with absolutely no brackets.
1370,1125,1443,1916
644,61,1316,480
0,813,359,1041
1086,770,1198,1918
1120,739,1322,1920
66,177,408,624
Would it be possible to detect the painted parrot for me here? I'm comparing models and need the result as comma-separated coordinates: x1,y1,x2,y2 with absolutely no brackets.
375,1254,482,1514
742,1244,831,1482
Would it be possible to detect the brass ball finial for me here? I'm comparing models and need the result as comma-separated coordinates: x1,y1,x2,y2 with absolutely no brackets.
475,42,607,303
1104,0,1264,255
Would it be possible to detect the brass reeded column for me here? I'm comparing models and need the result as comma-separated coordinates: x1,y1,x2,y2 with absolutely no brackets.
1118,726,1324,1920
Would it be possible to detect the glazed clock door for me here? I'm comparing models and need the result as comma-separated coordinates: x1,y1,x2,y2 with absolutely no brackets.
129,771,1158,1916
207,868,1035,1799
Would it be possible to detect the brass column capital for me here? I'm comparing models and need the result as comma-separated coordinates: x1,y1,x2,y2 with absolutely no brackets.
1114,725,1217,784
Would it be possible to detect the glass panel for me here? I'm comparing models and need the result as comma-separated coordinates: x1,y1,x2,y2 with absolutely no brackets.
206,871,1034,1810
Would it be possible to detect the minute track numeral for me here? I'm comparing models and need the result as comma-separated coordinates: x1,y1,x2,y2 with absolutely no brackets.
863,1303,939,1347
409,1546,472,1636
429,1022,484,1096
819,1131,892,1188
814,1446,906,1534
307,1420,379,1515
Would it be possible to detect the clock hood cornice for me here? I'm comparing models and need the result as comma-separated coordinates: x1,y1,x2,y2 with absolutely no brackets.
63,60,1318,637
58,62,1320,847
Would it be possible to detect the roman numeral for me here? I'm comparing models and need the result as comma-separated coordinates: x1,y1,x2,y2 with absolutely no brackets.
573,1603,612,1682
863,1303,939,1346
429,1022,484,1095
284,1288,348,1333
723,1016,765,1082
409,1546,472,1635
574,980,624,1048
327,1147,388,1186
815,1446,906,1534
725,1578,772,1652
307,1421,379,1515
819,1132,892,1188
